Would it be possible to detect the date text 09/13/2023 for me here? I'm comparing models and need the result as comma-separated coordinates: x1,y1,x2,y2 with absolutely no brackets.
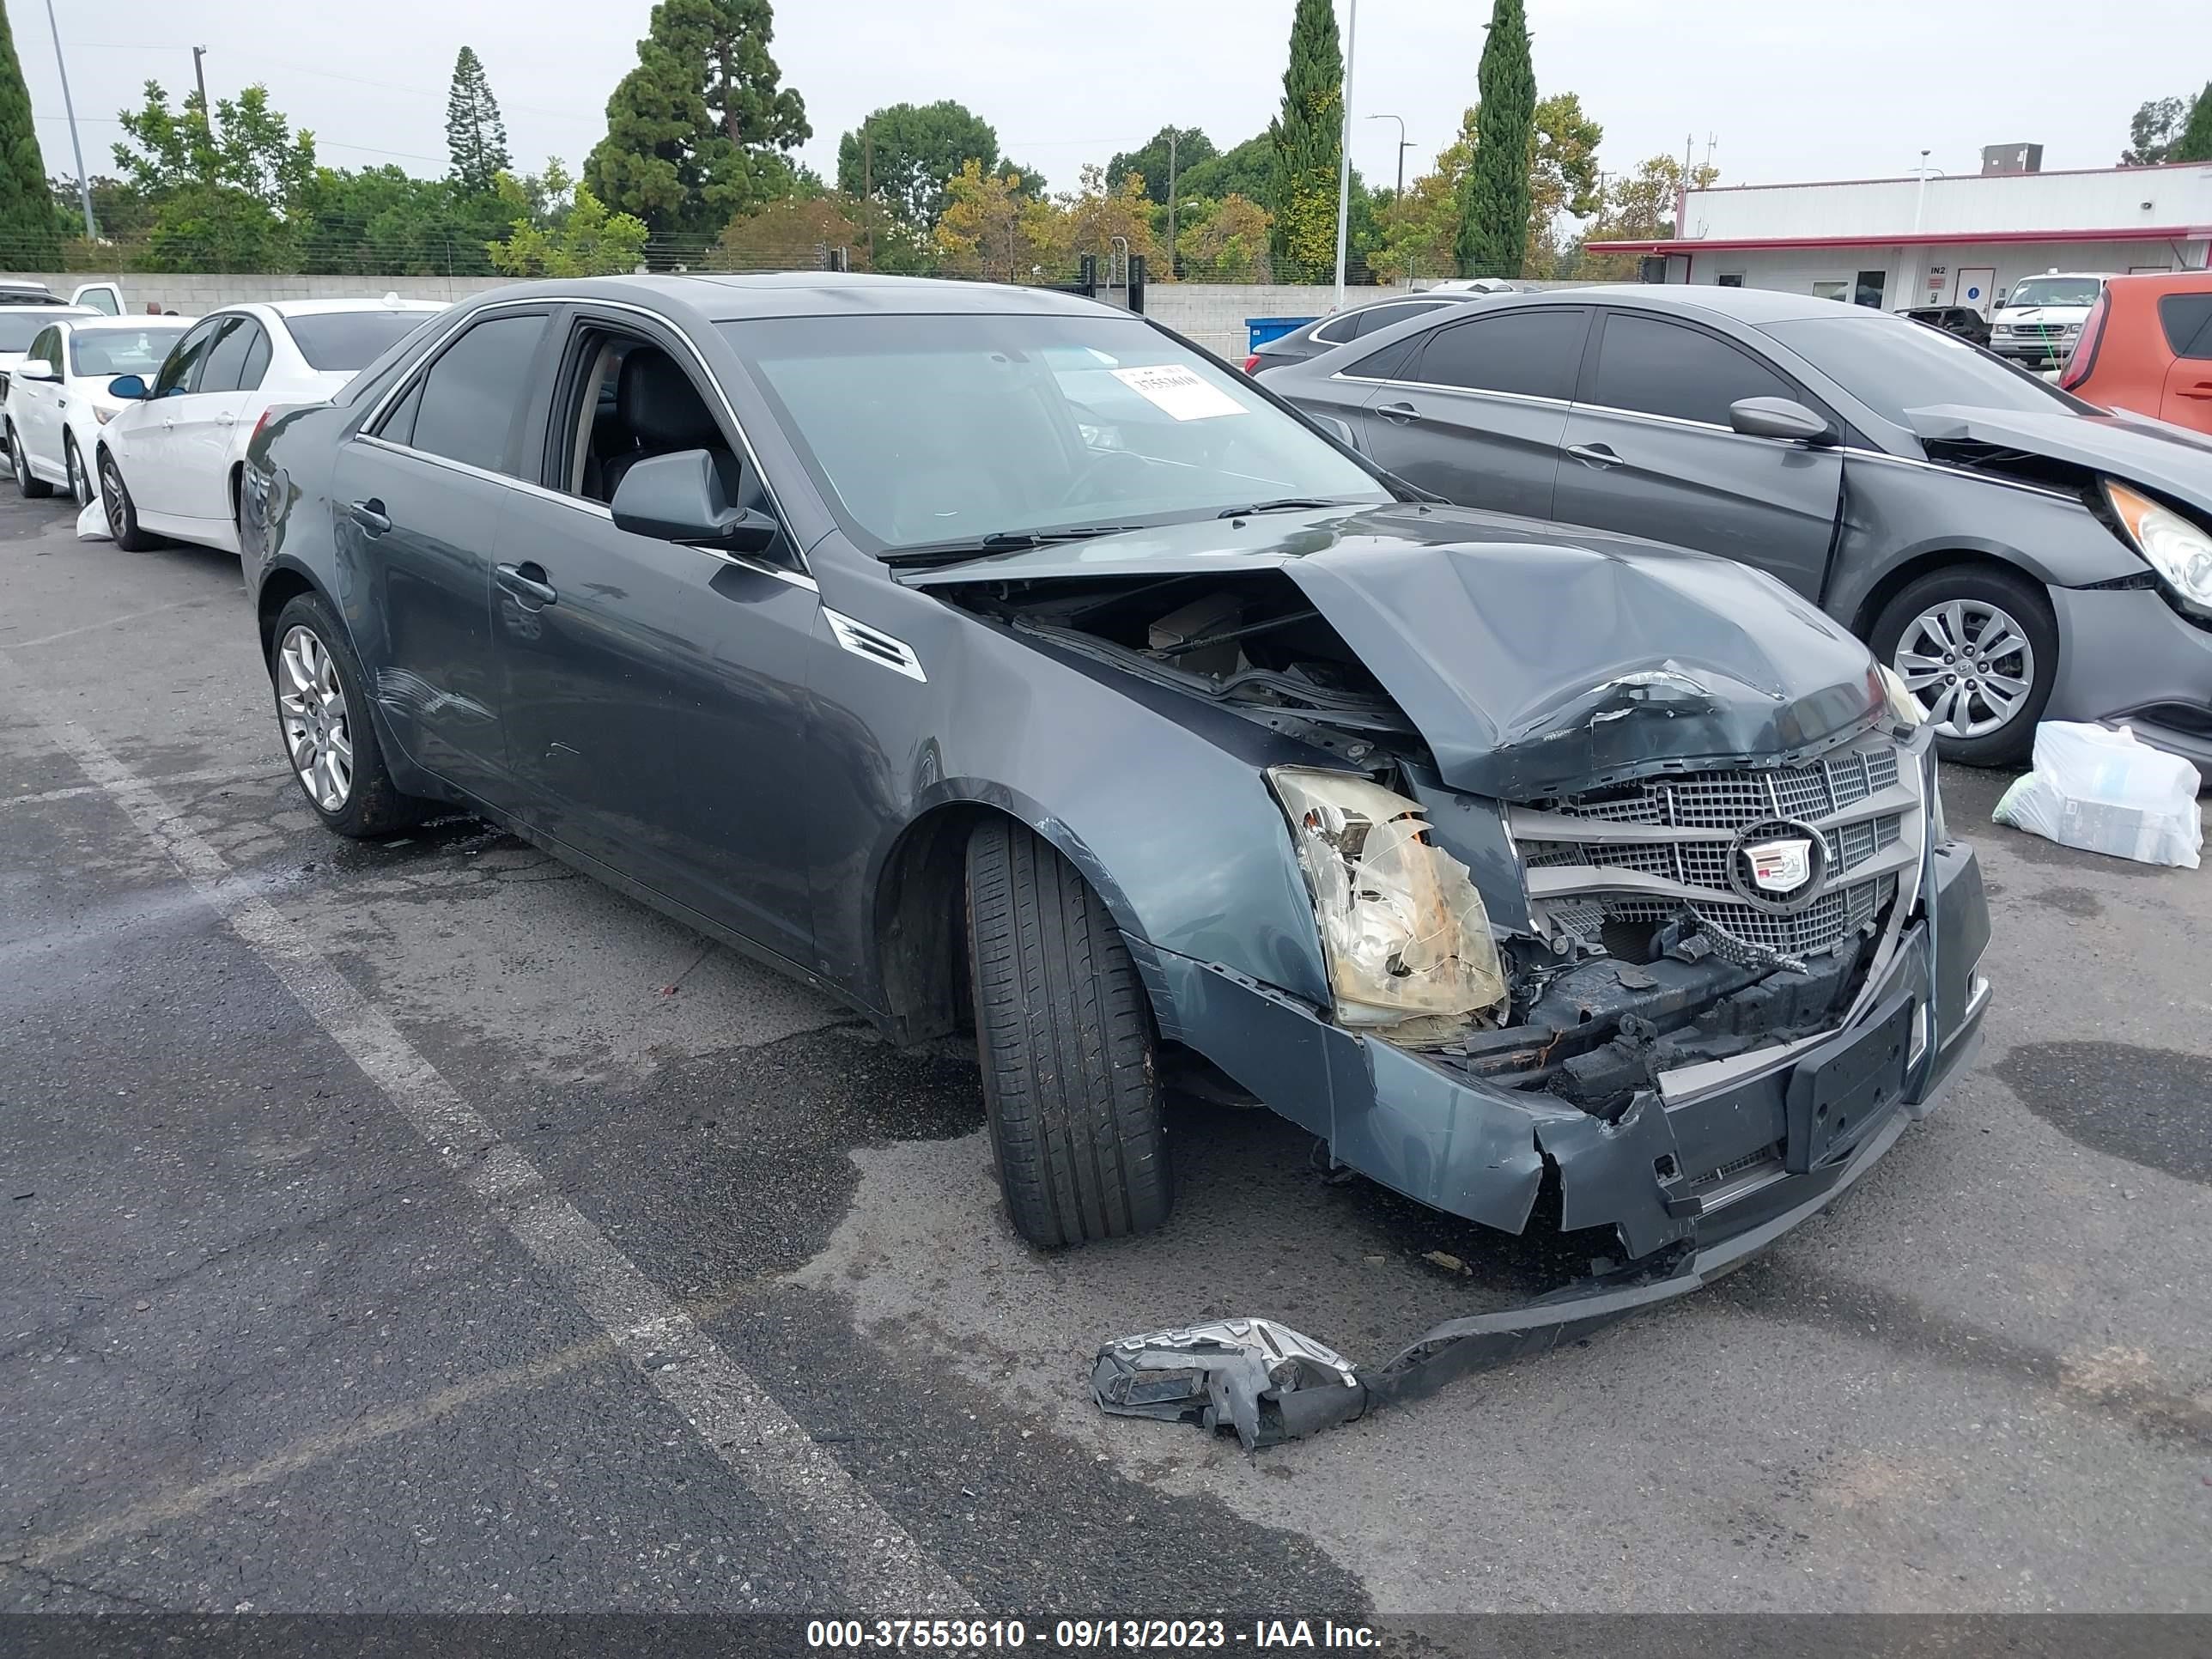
805,1618,1382,1649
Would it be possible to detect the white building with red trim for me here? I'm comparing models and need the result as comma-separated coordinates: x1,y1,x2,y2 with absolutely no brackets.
1585,160,2212,315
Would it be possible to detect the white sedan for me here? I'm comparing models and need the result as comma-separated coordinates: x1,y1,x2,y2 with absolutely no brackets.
5,315,195,505
97,297,447,554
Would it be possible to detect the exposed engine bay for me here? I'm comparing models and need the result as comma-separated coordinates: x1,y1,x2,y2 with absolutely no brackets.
946,571,1922,1121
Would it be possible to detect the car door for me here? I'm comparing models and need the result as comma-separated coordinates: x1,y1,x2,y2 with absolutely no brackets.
162,315,260,523
335,306,555,799
2157,292,2212,431
1553,308,1844,600
13,327,65,473
70,283,123,317
127,316,224,521
1355,305,1589,520
489,307,820,960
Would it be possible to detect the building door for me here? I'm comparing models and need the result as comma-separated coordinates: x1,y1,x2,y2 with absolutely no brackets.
1953,267,1996,318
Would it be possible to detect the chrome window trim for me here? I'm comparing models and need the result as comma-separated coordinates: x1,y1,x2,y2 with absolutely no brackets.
351,432,821,593
356,294,811,580
1325,371,1573,411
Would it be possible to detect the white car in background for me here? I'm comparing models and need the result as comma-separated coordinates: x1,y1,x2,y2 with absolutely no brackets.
5,315,195,505
0,305,96,410
97,296,447,553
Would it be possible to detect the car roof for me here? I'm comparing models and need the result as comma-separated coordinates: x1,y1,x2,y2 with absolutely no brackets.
445,271,1147,325
2107,269,2212,294
66,314,192,331
226,298,451,319
2006,272,2109,283
1498,284,1867,325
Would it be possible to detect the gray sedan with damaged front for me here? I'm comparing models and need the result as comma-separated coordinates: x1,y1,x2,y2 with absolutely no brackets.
1268,284,2212,773
239,274,1989,1444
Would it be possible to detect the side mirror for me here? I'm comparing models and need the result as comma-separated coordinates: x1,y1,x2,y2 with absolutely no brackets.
14,360,55,383
1306,412,1361,449
106,374,148,400
1729,396,1835,446
610,448,778,556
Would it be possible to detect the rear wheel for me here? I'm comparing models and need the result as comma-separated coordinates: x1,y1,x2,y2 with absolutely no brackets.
9,424,52,498
269,592,428,838
97,449,158,550
1870,564,2057,768
964,818,1171,1249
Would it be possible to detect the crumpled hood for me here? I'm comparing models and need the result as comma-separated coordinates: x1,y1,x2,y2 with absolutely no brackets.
905,504,1885,799
1907,403,2212,520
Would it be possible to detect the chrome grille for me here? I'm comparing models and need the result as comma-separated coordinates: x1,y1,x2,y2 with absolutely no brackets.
1514,736,1919,962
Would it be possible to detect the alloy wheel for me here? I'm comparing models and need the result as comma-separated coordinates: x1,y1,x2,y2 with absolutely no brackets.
1893,599,2036,740
276,625,354,812
67,443,88,507
9,431,26,491
100,456,128,540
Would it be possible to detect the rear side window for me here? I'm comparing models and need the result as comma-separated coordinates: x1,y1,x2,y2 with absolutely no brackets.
196,318,261,394
1310,313,1363,346
240,326,272,391
288,310,440,372
1343,335,1419,381
1587,312,1792,427
1413,308,1587,400
382,313,547,475
2159,295,2212,360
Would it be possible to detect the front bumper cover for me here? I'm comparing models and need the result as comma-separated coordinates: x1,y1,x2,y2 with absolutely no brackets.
1103,838,1990,1448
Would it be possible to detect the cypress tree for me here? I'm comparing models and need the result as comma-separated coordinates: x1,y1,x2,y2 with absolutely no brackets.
1456,0,1534,278
445,46,512,195
1267,0,1343,276
2173,82,2212,165
0,0,62,264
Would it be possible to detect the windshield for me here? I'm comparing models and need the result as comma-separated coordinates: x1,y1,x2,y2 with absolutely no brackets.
719,312,1389,553
71,325,189,379
286,309,439,372
2003,277,2101,311
1763,313,2092,426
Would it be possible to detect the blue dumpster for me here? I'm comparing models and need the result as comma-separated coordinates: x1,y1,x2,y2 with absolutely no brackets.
1245,316,1319,353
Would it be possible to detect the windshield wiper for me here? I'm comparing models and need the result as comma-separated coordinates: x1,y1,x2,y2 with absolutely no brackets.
1215,497,1354,518
880,526,1145,568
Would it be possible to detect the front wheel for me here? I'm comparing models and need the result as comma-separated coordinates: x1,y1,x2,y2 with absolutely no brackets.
9,424,52,498
98,450,159,550
269,592,429,838
65,436,90,507
1870,565,2057,768
964,818,1172,1249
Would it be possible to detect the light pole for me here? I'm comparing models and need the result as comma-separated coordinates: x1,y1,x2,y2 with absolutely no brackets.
1365,113,1413,201
1331,0,1358,307
192,46,212,136
43,0,95,241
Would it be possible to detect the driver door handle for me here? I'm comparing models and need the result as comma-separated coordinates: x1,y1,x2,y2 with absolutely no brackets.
347,498,392,535
2179,382,2212,401
1375,400,1419,424
215,410,236,426
1567,442,1626,468
496,562,558,607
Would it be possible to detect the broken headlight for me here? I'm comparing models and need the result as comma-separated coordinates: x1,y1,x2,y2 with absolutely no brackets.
2106,479,2212,616
1267,768,1508,1039
1876,664,1923,732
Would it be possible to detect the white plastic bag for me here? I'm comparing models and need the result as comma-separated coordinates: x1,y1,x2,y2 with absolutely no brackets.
1993,721,2203,868
76,495,110,541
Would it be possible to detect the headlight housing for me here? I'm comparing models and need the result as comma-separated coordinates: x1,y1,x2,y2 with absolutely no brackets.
93,404,118,423
1876,663,1924,731
2106,479,2212,615
1267,767,1507,1042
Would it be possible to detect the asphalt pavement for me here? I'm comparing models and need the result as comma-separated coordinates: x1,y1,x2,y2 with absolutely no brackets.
2,489,2208,1616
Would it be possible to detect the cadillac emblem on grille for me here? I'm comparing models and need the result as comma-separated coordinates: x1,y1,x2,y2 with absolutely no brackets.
1729,820,1827,910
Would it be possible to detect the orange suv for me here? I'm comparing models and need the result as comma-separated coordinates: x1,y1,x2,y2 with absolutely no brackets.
2061,270,2212,434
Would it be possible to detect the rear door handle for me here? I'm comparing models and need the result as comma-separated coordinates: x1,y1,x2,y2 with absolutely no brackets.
2179,383,2212,400
347,498,392,535
1375,400,1419,424
496,562,558,607
215,410,236,426
1567,442,1626,468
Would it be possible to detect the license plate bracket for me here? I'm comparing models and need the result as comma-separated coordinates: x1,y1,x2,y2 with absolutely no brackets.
1784,993,1913,1174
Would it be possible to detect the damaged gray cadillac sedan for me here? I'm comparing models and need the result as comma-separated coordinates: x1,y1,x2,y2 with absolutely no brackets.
240,275,1990,1435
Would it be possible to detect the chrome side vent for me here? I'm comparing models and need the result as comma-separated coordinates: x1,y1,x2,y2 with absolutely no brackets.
823,608,926,683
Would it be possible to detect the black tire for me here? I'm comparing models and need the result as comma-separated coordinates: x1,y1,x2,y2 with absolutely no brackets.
97,449,158,550
269,592,429,838
9,423,52,498
1869,563,2057,768
964,818,1171,1248
64,435,90,507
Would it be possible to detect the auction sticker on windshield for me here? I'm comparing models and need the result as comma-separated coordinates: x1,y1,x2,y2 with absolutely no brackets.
1110,364,1249,421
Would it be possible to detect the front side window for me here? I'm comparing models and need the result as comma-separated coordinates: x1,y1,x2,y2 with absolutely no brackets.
70,325,189,379
27,327,60,370
154,319,222,397
382,313,547,475
2158,294,2212,361
1412,308,1586,400
1587,313,1792,427
1762,313,2090,426
722,312,1389,555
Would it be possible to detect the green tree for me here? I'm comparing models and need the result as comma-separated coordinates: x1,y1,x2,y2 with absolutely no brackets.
50,175,154,243
1457,0,1534,278
2123,94,2191,165
584,0,810,239
445,46,511,194
301,166,502,276
1108,126,1214,206
714,192,863,270
1175,192,1272,282
835,100,1000,226
2173,83,2212,164
1525,91,1601,277
1178,132,1273,204
0,0,60,264
487,175,648,275
1267,0,1343,274
112,81,317,270
1580,152,1717,280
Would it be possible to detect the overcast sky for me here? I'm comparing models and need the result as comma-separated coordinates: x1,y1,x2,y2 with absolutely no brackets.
22,0,2211,207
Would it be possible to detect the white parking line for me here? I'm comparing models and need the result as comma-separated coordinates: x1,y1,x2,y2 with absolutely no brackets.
0,647,974,1613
